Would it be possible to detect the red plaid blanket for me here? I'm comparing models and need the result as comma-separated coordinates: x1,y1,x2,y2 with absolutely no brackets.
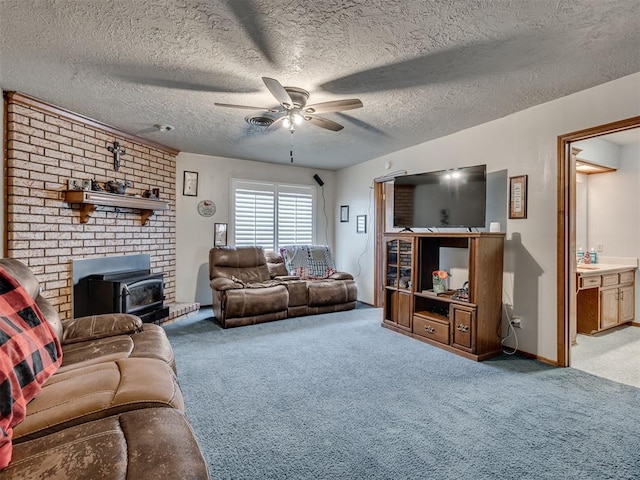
0,266,62,469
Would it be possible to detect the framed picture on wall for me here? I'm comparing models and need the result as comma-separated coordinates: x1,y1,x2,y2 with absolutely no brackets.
340,205,349,222
356,215,367,234
183,171,198,196
509,175,528,219
214,223,228,246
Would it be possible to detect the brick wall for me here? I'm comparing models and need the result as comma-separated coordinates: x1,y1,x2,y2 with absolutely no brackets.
4,92,177,319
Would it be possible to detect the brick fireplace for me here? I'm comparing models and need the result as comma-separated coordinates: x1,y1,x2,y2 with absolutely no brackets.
3,92,177,320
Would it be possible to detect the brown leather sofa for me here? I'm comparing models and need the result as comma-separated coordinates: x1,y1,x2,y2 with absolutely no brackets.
209,246,357,328
0,258,210,480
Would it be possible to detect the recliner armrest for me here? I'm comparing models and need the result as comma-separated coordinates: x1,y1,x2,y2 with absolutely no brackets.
210,277,244,291
61,314,143,345
328,272,354,281
274,275,301,281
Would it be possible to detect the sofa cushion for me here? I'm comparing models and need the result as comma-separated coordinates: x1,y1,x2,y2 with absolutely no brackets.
210,246,271,284
222,285,288,319
280,245,337,280
0,266,63,469
1,409,210,479
265,250,289,278
307,279,358,307
13,358,183,442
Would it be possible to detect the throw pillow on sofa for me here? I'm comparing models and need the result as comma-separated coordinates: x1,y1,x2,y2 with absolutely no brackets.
0,266,63,469
280,245,337,280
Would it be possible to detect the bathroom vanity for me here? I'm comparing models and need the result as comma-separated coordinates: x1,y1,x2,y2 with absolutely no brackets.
576,261,637,335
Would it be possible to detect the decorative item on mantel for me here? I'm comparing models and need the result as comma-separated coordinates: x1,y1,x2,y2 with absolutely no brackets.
104,180,132,194
432,270,449,294
143,188,160,199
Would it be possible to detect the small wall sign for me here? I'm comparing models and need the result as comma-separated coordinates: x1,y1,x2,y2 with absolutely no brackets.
197,200,216,217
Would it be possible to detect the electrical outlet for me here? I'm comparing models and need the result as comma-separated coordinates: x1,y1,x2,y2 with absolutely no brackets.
596,243,604,252
510,316,522,328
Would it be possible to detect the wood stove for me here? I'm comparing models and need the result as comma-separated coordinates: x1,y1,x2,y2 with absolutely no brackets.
72,254,169,323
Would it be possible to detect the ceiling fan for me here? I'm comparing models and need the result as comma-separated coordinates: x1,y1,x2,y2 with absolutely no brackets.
214,77,363,132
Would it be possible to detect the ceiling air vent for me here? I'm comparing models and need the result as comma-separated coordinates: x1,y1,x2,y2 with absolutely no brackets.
245,115,275,127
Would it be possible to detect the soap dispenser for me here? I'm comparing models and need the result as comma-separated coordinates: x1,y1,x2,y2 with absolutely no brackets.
589,247,597,264
577,246,584,264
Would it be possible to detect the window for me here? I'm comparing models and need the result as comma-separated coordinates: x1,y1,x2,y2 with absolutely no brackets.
232,180,315,251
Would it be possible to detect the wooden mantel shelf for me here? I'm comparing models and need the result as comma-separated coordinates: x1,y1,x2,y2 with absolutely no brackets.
63,190,169,225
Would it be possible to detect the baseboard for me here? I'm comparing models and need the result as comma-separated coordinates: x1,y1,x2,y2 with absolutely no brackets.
512,349,558,366
629,321,640,327
357,300,375,307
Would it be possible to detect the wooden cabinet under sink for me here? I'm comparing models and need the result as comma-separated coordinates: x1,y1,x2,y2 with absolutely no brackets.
577,269,636,335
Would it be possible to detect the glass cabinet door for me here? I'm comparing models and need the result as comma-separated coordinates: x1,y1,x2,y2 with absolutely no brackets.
386,239,398,288
398,239,412,290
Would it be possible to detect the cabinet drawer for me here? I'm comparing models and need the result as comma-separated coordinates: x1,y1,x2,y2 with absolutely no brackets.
602,274,619,287
413,316,449,345
619,271,635,284
580,276,601,289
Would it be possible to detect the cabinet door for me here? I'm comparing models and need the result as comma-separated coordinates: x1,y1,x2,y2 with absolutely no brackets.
619,285,635,323
600,288,619,329
397,291,412,329
386,239,399,288
398,239,413,290
451,306,476,353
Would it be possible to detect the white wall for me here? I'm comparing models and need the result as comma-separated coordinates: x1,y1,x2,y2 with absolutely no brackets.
175,152,336,305
573,137,621,169
335,72,640,363
587,143,640,310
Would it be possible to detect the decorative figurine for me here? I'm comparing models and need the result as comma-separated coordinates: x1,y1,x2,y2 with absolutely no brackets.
104,180,132,194
91,179,104,191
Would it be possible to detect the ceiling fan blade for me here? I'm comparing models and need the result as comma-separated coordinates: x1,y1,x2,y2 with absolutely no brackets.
304,99,363,114
266,115,287,131
305,115,344,132
214,103,280,112
263,77,293,108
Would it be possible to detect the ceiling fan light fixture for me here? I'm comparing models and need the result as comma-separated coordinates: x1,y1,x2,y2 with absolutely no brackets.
282,117,291,128
292,113,303,125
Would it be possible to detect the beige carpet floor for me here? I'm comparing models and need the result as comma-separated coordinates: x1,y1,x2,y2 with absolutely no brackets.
571,324,640,388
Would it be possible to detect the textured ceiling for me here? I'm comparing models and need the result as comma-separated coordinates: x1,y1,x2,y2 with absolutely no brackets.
1,0,639,170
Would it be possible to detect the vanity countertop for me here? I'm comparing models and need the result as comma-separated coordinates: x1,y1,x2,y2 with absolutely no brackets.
576,263,637,276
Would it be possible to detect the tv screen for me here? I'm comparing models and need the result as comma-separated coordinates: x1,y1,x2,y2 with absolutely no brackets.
393,164,487,229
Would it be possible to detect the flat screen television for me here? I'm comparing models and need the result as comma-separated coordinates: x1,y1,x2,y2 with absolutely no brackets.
393,164,487,229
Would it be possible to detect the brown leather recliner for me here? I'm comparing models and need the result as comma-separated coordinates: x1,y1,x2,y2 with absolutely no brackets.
209,246,289,327
0,258,210,479
209,246,357,328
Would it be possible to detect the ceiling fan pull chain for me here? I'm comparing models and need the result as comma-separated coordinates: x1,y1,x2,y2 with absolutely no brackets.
290,130,294,163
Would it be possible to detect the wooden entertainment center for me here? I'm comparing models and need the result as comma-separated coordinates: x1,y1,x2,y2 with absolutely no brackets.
382,232,505,361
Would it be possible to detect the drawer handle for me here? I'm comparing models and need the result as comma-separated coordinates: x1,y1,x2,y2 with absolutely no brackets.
424,325,435,334
456,323,469,332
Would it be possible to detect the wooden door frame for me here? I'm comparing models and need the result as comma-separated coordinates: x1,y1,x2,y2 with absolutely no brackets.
557,115,640,367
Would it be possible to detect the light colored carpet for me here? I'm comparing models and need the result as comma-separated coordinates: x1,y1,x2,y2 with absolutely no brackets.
571,325,640,388
165,306,640,480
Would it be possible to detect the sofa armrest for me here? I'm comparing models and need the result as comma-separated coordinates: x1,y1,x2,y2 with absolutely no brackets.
61,314,143,345
274,275,301,281
329,272,354,281
210,277,244,291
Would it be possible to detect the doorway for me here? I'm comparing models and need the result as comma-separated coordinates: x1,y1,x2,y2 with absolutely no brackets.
557,116,640,373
